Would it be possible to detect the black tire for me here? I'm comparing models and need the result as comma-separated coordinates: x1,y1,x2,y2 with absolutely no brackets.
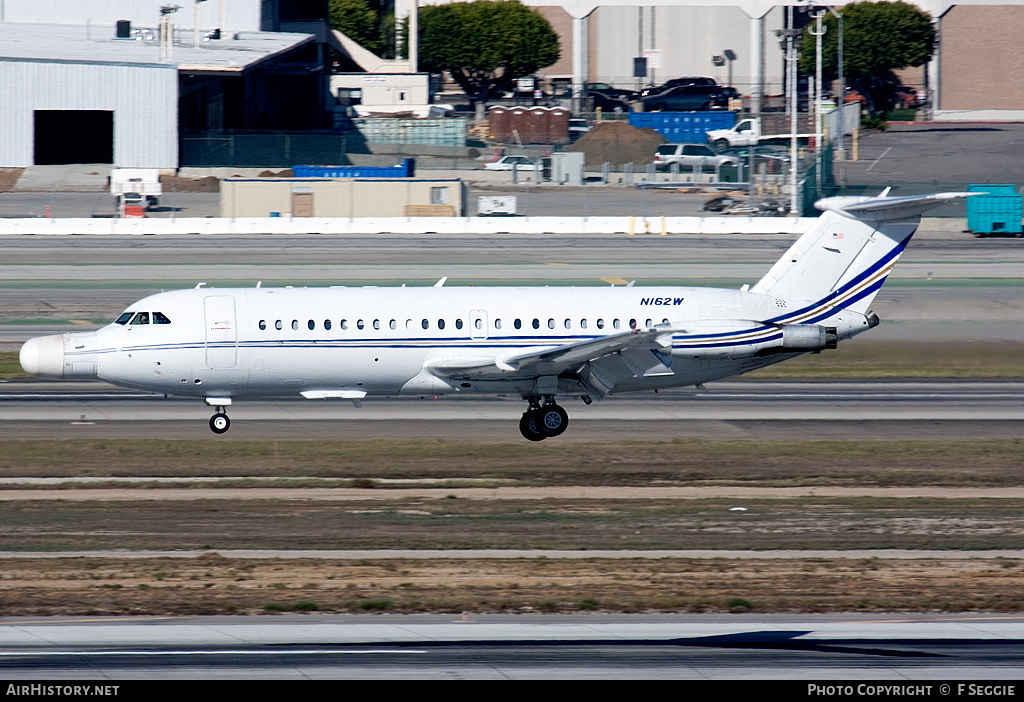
715,139,730,153
519,410,547,441
210,412,230,434
537,405,569,438
653,103,667,112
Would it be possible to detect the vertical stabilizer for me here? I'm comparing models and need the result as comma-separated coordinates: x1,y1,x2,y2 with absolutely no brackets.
750,211,916,315
750,192,974,315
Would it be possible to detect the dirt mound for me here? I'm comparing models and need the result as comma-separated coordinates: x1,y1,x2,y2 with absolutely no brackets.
159,175,220,193
565,121,665,168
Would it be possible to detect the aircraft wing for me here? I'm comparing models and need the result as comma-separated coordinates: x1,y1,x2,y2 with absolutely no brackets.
425,327,679,381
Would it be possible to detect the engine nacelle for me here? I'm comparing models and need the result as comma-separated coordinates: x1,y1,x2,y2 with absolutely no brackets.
780,324,838,350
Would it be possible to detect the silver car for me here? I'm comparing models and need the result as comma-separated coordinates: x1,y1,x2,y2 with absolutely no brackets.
654,143,740,170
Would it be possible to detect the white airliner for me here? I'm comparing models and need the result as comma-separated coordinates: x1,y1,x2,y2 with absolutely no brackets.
20,191,971,440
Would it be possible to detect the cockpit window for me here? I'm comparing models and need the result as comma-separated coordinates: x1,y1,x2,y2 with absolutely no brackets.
129,312,150,325
115,312,133,325
153,312,171,325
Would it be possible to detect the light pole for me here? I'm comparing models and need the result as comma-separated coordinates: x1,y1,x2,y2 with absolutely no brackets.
810,9,826,197
160,5,181,61
779,5,801,216
194,0,207,49
816,5,846,160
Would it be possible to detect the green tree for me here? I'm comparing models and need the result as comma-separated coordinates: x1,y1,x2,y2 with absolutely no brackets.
417,0,560,104
330,0,380,54
799,1,935,115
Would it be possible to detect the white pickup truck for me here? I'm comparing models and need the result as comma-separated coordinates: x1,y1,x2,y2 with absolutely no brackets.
110,168,161,211
706,118,815,152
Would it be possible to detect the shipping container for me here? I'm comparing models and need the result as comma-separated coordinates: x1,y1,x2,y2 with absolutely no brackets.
967,184,1023,235
628,111,736,143
293,159,415,178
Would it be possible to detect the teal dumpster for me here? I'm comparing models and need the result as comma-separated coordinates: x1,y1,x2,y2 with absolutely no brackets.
966,184,1022,235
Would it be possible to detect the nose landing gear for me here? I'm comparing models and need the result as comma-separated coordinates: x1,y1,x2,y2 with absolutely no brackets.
519,397,569,441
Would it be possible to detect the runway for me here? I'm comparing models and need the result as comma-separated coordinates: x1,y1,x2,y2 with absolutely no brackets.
1,614,1022,679
0,380,1021,440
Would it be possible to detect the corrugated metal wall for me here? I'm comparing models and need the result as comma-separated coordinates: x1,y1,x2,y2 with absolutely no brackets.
353,118,467,147
0,1,262,31
0,60,178,167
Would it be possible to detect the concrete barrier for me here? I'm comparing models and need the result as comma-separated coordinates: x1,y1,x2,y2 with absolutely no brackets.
0,215,816,237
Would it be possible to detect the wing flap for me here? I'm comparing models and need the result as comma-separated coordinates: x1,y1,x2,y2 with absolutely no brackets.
425,327,681,381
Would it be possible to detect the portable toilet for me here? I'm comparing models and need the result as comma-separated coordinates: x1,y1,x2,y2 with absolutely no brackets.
966,184,1023,236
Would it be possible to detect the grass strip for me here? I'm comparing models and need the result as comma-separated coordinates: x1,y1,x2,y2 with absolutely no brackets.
0,438,1022,486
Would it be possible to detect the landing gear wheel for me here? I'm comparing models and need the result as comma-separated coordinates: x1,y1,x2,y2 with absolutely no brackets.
519,409,547,442
209,412,230,434
537,404,569,437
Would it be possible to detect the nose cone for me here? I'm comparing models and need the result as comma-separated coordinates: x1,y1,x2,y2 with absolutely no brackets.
20,334,66,378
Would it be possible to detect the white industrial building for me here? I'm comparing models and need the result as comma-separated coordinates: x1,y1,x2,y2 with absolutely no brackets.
0,0,330,168
3,0,1023,172
409,0,1024,120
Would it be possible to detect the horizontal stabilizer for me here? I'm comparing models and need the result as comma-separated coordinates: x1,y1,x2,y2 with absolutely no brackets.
815,192,977,222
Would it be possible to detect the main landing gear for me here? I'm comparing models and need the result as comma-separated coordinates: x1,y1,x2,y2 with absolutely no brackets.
209,407,230,434
519,397,569,442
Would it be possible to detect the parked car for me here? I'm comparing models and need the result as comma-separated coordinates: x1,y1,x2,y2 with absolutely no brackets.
568,118,591,141
484,155,537,171
585,82,638,112
643,85,722,112
654,143,740,170
723,145,790,174
716,86,741,108
641,76,717,98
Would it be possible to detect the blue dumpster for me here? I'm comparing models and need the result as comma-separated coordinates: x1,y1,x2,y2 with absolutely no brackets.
966,184,1022,235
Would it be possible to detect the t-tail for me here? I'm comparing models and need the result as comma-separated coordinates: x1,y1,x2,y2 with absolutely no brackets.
750,190,976,315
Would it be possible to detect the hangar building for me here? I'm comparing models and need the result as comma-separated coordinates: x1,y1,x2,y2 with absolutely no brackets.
0,0,331,168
